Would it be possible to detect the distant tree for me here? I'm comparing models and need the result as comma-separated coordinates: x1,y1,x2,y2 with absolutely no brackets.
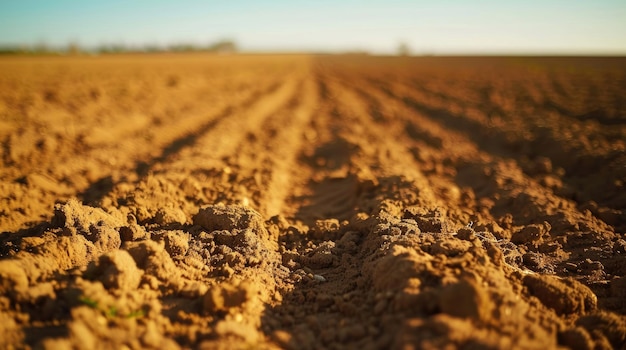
97,44,128,54
34,41,51,54
397,42,411,56
144,44,164,53
67,42,81,55
91,39,239,54
0,45,25,55
208,40,237,54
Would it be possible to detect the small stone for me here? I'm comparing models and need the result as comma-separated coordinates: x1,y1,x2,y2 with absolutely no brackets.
312,274,326,282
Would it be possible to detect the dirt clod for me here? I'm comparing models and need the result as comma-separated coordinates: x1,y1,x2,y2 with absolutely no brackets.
203,280,256,314
523,274,597,315
193,204,266,235
439,278,493,321
86,249,142,290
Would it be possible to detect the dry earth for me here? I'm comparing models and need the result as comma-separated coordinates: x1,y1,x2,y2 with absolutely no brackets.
1,54,625,349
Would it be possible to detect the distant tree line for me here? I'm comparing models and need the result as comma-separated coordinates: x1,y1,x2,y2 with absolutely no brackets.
0,39,238,55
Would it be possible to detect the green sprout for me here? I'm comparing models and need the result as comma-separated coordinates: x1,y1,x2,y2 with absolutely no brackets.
78,295,145,319
126,309,146,318
79,296,99,309
105,306,118,318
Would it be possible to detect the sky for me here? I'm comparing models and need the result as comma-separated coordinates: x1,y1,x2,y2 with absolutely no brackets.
1,0,625,55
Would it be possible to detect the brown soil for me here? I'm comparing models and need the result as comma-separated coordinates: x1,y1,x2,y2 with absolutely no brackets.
1,54,625,349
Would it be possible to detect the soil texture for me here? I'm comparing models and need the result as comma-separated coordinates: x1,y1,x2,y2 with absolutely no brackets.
1,54,626,349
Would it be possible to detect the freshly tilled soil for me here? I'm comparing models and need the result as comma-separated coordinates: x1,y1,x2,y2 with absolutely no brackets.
1,54,625,349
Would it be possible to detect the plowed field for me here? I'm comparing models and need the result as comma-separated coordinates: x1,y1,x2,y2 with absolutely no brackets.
1,54,625,349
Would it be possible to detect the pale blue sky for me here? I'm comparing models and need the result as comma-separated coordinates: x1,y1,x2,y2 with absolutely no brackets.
1,0,625,54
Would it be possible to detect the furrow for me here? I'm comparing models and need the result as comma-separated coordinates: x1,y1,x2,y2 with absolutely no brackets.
378,72,626,215
339,64,619,276
0,58,292,232
2,55,625,350
242,76,319,218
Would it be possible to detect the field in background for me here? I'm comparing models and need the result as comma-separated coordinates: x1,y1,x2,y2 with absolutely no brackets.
1,54,625,349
